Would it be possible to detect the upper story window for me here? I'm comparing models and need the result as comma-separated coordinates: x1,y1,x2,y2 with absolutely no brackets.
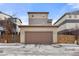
74,15,77,18
32,15,34,17
69,15,72,18
43,16,45,17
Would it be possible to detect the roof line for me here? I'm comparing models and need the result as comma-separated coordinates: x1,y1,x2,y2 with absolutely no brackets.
0,11,12,17
19,25,58,27
53,13,67,25
13,18,22,23
28,12,49,14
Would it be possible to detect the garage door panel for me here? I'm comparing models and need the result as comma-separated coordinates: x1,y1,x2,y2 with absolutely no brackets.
25,32,52,44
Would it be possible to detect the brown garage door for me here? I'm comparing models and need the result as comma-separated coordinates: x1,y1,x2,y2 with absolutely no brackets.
25,32,53,44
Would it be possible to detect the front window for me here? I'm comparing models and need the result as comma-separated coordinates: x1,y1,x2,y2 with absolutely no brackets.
74,15,77,18
32,15,34,17
69,15,72,18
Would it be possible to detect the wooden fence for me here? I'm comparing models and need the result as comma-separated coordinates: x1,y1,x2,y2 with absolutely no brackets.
0,34,20,43
58,35,75,44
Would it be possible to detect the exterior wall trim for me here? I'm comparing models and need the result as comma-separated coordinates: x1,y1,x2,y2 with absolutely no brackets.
19,25,58,28
28,12,49,14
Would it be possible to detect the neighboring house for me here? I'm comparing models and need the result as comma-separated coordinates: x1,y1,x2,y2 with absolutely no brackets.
0,11,22,43
19,12,58,44
54,11,79,32
0,11,22,25
54,10,79,44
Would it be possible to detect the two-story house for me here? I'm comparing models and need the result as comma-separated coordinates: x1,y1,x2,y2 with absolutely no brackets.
19,12,58,44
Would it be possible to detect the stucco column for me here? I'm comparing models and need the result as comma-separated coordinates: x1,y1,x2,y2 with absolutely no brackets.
53,31,57,43
20,31,25,43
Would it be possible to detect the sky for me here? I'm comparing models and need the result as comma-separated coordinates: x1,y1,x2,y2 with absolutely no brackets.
0,3,79,25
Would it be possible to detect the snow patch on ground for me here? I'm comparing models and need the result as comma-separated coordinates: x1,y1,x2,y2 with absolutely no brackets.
0,44,78,56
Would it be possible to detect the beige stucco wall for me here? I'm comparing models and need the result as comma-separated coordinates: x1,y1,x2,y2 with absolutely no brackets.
29,19,49,25
28,13,52,25
65,23,79,29
28,14,48,19
58,23,79,31
20,26,58,44
67,14,79,19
